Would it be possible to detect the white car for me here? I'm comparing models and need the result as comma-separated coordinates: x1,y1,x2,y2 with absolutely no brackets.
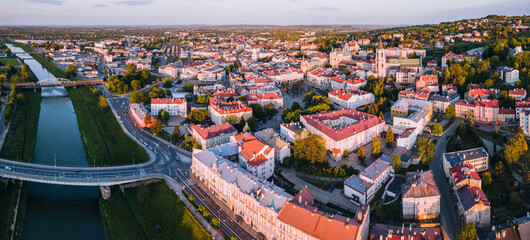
4,166,11,171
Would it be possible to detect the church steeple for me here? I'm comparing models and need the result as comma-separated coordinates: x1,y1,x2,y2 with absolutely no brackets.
378,38,383,49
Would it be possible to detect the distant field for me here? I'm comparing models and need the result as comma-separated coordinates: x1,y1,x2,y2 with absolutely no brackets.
99,181,211,240
68,86,149,166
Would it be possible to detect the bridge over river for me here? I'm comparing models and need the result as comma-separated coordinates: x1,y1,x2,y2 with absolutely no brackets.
3,78,104,89
0,158,163,186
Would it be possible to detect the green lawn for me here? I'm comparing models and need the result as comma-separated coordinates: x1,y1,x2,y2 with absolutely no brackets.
100,181,211,240
0,57,20,66
68,86,149,166
0,90,41,240
501,126,519,134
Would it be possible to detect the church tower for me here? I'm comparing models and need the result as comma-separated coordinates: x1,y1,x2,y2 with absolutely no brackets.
376,38,386,78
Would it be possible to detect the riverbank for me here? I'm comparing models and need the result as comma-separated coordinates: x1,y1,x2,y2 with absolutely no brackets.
68,86,149,166
99,181,211,240
0,90,42,240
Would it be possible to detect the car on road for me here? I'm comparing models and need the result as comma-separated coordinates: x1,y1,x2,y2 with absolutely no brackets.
75,169,81,173
4,166,11,171
328,185,334,193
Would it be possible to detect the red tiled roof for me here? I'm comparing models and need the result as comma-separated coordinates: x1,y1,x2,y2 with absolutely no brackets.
151,98,186,105
516,101,530,108
451,163,481,184
329,88,371,102
302,109,384,142
498,108,515,114
476,99,499,108
189,123,237,140
209,98,253,115
509,88,526,96
233,133,273,166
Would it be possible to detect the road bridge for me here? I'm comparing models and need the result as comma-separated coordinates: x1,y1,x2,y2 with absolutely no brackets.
0,158,163,186
3,78,104,89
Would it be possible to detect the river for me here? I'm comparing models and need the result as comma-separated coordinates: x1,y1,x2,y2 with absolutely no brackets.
7,44,106,240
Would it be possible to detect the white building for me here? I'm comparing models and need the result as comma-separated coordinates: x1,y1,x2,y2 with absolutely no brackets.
344,157,392,204
208,97,253,125
188,123,238,149
520,110,530,136
151,98,187,117
498,67,520,85
328,88,375,109
402,170,441,221
443,147,489,177
232,133,275,179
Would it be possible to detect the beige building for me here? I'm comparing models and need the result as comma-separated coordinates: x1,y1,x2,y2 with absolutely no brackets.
402,170,441,221
456,185,491,228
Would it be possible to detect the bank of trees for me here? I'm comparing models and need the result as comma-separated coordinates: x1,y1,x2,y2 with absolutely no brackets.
105,63,155,94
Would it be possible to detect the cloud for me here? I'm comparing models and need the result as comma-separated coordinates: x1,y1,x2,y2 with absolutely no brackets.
26,0,64,5
307,7,339,11
114,0,155,5
93,3,108,7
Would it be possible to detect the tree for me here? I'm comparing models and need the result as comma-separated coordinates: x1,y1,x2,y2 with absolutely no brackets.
263,103,278,117
358,145,365,163
188,194,195,202
494,161,505,178
124,63,137,76
247,116,258,131
456,223,476,240
188,109,208,123
198,205,205,212
482,171,492,186
292,133,327,165
432,123,443,136
202,210,211,218
466,111,474,126
372,137,381,157
159,110,170,124
379,111,385,121
130,92,148,104
385,127,394,147
291,101,301,111
162,77,172,88
445,105,456,118
211,217,220,227
144,112,151,127
172,125,181,141
98,96,109,111
131,80,142,91
392,154,401,172
494,125,499,137
150,118,162,135
66,64,78,79
183,83,194,93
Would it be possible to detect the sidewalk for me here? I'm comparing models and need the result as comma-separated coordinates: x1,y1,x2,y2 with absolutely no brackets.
164,176,224,240
280,167,359,212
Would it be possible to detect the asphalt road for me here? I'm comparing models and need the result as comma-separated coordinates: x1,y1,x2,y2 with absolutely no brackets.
430,120,462,239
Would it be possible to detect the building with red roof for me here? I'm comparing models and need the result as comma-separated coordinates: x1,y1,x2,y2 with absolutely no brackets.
151,98,187,117
455,185,491,228
328,88,375,109
277,187,371,240
441,51,482,68
450,163,481,190
188,123,237,149
370,223,443,240
246,92,284,109
456,99,499,123
300,109,385,158
232,133,275,179
208,97,253,125
465,88,499,102
509,88,527,101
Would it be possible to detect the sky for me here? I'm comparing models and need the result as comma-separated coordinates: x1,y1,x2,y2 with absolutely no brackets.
1,0,529,26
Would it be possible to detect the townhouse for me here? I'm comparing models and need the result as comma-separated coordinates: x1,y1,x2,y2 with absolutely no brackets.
208,97,253,125
402,170,441,221
151,98,187,117
328,88,375,110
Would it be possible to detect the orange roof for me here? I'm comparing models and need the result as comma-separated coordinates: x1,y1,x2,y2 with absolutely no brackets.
233,133,273,166
509,88,526,96
329,88,371,102
277,187,369,240
188,123,237,140
151,98,186,105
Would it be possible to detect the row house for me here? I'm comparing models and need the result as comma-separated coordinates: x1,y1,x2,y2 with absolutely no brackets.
455,100,499,123
150,98,187,117
307,67,334,88
402,170,441,221
192,150,368,240
188,123,237,149
208,97,253,125
344,157,393,204
300,109,385,159
263,67,303,85
395,69,419,84
246,92,284,109
398,90,430,101
328,88,375,110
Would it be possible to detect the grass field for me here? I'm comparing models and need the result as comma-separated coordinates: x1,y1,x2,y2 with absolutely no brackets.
68,86,149,166
0,90,42,240
0,57,21,66
100,181,210,240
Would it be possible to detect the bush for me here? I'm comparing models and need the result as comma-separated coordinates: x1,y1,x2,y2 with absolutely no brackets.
188,194,195,202
343,150,349,157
